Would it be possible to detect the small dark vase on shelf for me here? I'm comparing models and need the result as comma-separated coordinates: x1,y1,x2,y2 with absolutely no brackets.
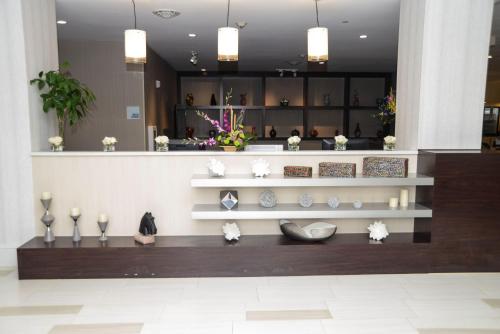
185,93,194,106
269,126,277,138
210,94,217,106
291,128,300,137
186,127,194,138
240,93,247,106
352,89,360,107
310,128,319,138
383,123,394,137
280,97,289,107
208,129,216,138
354,122,362,138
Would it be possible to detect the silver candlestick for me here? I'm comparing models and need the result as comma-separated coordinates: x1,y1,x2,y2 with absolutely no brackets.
40,199,55,243
70,213,81,243
98,220,108,242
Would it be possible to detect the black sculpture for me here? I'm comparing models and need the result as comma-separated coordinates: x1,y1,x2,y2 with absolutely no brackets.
139,212,157,236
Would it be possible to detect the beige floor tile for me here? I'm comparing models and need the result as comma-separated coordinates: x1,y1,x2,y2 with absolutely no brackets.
484,299,500,308
48,323,143,334
418,330,500,334
322,318,418,334
409,317,500,330
141,321,233,334
233,319,325,334
0,305,82,316
0,270,13,277
246,309,332,321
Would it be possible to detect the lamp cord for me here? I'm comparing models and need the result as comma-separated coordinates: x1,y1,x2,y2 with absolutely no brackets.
132,0,137,29
315,0,320,27
226,0,231,27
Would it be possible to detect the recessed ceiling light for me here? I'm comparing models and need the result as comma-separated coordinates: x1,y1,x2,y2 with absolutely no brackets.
360,34,368,39
188,33,197,38
57,20,67,25
319,61,325,65
153,9,181,19
341,20,349,24
489,55,493,59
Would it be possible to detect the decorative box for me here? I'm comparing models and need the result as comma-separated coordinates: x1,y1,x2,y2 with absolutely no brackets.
220,190,239,210
284,166,313,177
362,157,409,178
319,162,356,177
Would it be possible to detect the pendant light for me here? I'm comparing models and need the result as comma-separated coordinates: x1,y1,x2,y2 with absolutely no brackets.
125,0,146,64
218,0,238,61
308,0,328,62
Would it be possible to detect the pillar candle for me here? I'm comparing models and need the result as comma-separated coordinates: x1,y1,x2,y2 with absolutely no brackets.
400,189,409,207
70,207,80,216
41,192,52,200
389,197,399,208
98,213,108,223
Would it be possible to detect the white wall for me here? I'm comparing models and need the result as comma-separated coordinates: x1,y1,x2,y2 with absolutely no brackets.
396,0,494,150
0,0,58,266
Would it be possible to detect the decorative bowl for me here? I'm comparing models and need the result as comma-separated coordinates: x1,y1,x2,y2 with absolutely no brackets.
279,220,337,242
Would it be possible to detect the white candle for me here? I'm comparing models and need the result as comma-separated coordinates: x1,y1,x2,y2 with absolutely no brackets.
41,192,52,200
70,207,80,216
400,189,409,207
98,213,108,223
389,197,399,208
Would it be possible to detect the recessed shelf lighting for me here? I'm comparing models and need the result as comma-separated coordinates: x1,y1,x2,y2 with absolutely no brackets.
188,33,197,38
489,55,493,59
57,20,67,25
360,34,368,39
201,68,207,72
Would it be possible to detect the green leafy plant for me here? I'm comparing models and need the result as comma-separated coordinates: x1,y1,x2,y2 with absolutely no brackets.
30,61,96,140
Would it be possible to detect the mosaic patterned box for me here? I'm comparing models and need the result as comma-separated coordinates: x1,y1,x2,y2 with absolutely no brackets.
362,157,408,178
284,166,313,177
319,162,356,177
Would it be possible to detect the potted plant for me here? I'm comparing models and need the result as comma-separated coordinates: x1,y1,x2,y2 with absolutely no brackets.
194,89,253,151
30,61,96,144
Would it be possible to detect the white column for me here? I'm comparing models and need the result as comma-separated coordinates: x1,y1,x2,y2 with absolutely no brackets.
0,0,58,266
396,0,494,150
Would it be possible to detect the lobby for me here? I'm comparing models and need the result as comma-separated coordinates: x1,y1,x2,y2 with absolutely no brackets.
1,0,500,333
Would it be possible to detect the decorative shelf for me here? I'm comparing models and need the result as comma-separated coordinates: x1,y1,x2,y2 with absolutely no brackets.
191,173,434,188
191,203,432,220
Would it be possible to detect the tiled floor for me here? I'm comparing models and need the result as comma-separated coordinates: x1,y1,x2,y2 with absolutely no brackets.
1,270,500,333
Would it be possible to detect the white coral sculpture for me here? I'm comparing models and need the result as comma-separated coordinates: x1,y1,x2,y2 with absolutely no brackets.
207,158,225,177
222,222,241,241
251,158,271,177
368,220,389,241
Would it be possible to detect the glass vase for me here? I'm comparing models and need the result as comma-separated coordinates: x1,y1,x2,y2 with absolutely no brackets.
384,143,396,151
288,144,300,151
335,142,346,151
156,144,169,152
51,145,63,152
103,144,115,152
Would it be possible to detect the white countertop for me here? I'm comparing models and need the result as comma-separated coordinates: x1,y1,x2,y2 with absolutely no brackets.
31,150,419,157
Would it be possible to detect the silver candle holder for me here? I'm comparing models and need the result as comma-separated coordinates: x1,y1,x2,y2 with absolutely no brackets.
40,199,55,243
70,213,81,243
98,220,108,242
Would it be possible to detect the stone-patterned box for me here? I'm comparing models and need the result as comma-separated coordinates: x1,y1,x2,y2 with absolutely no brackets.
284,166,313,177
319,162,356,177
362,157,408,178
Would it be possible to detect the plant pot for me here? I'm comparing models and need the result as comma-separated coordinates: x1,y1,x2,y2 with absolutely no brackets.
221,146,238,152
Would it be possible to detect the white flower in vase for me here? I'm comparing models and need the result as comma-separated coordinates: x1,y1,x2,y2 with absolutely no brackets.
287,136,301,151
207,158,225,177
384,136,396,150
155,136,169,151
334,135,348,151
48,136,63,151
251,158,271,178
102,136,117,152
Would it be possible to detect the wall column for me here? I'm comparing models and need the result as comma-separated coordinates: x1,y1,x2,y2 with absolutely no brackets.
0,0,58,266
396,0,494,150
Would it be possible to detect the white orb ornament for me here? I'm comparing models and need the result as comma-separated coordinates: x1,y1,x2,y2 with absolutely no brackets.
207,158,225,177
251,158,271,178
368,220,389,241
299,193,314,208
222,222,241,241
327,197,340,209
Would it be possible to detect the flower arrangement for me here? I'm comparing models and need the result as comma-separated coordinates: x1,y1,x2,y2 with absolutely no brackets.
287,136,301,151
334,135,348,151
374,88,396,125
48,136,63,152
154,136,169,151
102,136,117,152
194,89,253,151
384,136,396,151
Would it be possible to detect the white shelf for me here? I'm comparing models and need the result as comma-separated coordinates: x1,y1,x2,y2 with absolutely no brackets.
191,174,434,188
191,203,432,220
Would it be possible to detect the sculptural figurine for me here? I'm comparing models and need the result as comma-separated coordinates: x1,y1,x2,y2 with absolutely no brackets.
134,212,157,244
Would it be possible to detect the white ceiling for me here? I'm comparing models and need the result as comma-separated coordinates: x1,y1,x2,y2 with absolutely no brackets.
55,0,401,72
